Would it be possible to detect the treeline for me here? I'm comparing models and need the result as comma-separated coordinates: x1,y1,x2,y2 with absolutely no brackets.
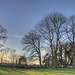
0,12,75,68
0,25,22,67
21,12,75,68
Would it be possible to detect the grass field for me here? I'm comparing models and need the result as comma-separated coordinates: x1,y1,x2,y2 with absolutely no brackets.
0,67,75,75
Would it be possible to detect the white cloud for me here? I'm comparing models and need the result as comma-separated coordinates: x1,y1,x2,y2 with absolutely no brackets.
13,35,22,39
8,34,23,39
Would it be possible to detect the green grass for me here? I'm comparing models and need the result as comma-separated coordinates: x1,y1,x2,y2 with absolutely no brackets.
0,67,75,75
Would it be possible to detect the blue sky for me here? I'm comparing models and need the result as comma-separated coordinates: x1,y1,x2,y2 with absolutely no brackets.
0,0,75,53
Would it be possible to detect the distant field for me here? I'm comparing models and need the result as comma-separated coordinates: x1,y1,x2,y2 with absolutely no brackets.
0,67,75,75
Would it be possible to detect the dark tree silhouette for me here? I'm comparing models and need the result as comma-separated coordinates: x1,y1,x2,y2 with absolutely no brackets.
66,15,75,66
19,56,27,65
21,30,42,67
0,25,7,46
36,12,67,67
0,25,7,64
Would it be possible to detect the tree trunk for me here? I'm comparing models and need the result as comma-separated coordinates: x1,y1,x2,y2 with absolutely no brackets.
38,39,41,67
72,24,75,67
60,52,62,65
73,55,75,67
50,40,55,68
55,32,59,67
55,51,57,67
51,46,55,68
39,53,41,67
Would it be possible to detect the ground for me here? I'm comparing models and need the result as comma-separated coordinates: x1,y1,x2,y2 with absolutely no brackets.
0,67,75,75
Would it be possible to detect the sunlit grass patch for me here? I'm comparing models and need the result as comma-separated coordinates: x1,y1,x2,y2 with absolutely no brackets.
0,67,75,75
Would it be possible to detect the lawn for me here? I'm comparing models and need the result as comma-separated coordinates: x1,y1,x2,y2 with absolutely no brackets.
0,67,75,75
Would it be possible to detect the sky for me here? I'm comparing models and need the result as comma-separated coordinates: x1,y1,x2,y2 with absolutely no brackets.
0,0,75,54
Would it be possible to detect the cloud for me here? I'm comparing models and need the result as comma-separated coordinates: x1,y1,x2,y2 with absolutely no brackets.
13,35,22,39
8,34,23,39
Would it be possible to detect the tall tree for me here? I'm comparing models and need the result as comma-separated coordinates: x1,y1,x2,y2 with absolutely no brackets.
49,12,67,66
21,30,42,67
36,12,66,67
66,15,75,66
36,15,55,67
0,25,7,64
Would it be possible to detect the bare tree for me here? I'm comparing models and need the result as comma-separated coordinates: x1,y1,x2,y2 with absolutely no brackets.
66,15,75,66
0,25,7,45
0,48,5,63
36,16,55,67
49,12,67,66
4,47,10,64
21,30,42,67
36,12,66,67
42,53,51,67
0,25,7,64
19,56,27,65
10,49,16,65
